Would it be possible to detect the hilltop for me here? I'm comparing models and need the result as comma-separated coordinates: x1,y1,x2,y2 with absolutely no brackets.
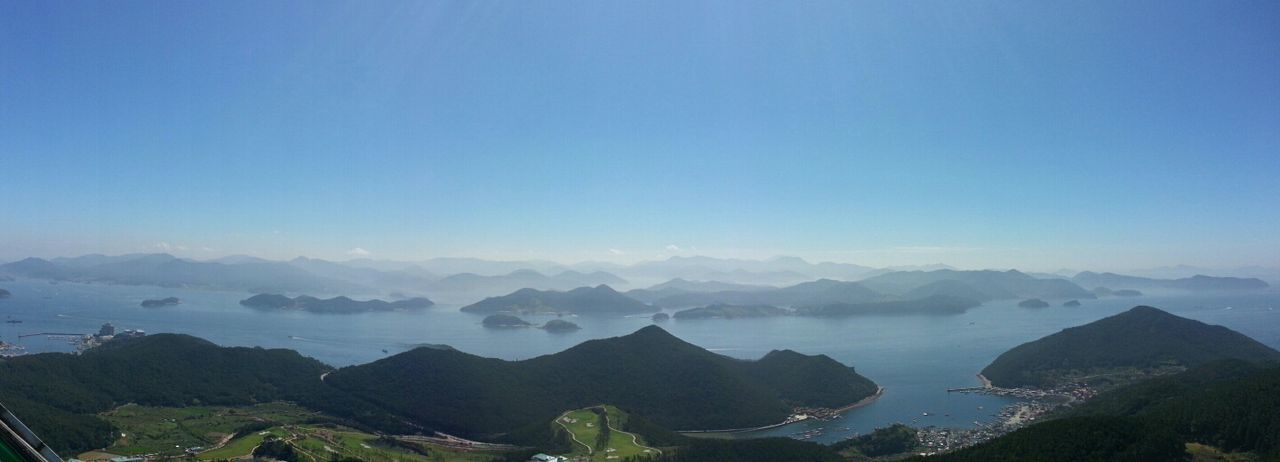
980,306,1280,388
325,325,879,438
460,285,655,315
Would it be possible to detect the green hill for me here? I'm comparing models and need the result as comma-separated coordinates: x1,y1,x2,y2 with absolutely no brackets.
980,306,1280,388
916,361,1280,461
460,285,655,315
324,325,878,439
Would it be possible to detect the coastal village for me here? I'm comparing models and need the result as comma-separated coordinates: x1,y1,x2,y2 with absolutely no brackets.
913,380,1099,454
0,322,146,358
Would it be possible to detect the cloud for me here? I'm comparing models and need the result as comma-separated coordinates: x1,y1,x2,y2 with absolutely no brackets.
154,242,188,251
665,244,681,252
608,248,625,255
346,247,371,256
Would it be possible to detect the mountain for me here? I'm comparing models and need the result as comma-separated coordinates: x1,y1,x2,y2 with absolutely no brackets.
288,257,439,293
980,306,1280,388
0,334,389,455
0,254,369,294
459,285,655,315
649,279,885,308
1073,271,1269,291
240,293,434,314
325,325,878,438
793,295,981,317
858,269,1094,300
430,269,625,296
901,279,999,302
673,304,789,319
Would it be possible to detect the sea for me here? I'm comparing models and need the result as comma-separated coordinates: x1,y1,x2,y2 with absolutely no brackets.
2,278,1278,444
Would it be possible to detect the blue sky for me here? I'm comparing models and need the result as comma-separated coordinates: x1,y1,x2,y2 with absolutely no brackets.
2,1,1278,270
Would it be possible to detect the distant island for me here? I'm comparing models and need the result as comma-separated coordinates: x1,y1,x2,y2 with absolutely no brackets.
482,314,531,328
651,312,669,322
793,295,981,317
674,304,789,320
540,319,581,332
1073,271,1269,292
0,288,9,298
980,306,1280,388
239,293,434,314
1113,289,1143,297
460,285,655,315
140,297,180,307
1063,299,1081,307
1018,298,1050,308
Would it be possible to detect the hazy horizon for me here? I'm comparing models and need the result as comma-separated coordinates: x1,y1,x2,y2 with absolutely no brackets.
4,1,1278,271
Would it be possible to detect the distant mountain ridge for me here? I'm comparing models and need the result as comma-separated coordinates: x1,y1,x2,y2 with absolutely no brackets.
240,293,434,313
859,269,1095,300
981,306,1280,388
649,278,886,308
1073,271,1269,291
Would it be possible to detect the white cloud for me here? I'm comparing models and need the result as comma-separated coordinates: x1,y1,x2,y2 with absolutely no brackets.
608,248,625,255
346,247,371,256
153,242,187,251
665,244,681,252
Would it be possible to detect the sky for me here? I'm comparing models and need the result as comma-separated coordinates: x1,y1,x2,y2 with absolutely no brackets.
2,1,1278,271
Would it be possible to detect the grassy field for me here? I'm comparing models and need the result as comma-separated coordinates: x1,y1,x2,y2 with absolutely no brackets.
94,402,315,458
556,406,660,461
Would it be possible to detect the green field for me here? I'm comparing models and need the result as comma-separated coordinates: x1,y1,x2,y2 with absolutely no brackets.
96,402,315,458
92,403,513,462
556,406,660,461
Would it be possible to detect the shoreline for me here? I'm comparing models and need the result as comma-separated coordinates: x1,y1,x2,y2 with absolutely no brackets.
977,374,993,389
679,386,886,435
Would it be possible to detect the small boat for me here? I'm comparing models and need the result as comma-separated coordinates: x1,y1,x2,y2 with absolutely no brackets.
4,320,21,324
381,349,389,354
922,412,929,416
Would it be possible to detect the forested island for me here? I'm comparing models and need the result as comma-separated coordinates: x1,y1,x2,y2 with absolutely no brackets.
239,293,434,314
460,284,655,315
140,296,180,307
482,314,531,328
793,295,980,317
673,304,789,319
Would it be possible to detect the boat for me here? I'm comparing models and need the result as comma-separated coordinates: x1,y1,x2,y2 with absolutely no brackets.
4,320,21,324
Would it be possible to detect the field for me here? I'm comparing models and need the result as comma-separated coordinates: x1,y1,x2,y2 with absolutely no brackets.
94,402,316,458
556,406,661,461
89,403,513,462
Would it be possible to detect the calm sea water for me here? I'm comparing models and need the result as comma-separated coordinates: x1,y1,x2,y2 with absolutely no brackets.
2,279,1278,443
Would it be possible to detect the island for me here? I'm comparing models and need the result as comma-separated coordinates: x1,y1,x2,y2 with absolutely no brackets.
1017,298,1050,308
793,295,981,317
1062,299,1082,307
140,297,180,307
673,304,789,320
482,314,531,328
460,285,655,315
1113,289,1143,297
239,293,434,314
651,312,670,322
980,305,1280,389
0,288,9,298
540,319,581,332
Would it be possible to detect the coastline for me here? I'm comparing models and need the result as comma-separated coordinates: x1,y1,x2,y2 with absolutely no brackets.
977,374,993,389
680,386,886,435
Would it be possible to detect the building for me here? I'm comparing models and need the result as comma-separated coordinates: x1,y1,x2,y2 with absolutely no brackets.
529,454,567,462
97,323,115,337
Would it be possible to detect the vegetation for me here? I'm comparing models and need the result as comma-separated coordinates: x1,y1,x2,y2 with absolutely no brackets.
541,319,581,331
635,437,843,462
672,304,788,319
980,306,1280,388
240,293,434,313
140,296,180,307
649,279,883,308
794,295,981,317
858,269,1094,300
461,285,656,315
923,361,1280,461
1017,298,1049,308
830,424,919,458
482,314,531,328
99,403,313,457
325,325,878,440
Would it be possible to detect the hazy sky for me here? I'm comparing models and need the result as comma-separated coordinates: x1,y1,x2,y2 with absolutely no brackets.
2,1,1278,270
